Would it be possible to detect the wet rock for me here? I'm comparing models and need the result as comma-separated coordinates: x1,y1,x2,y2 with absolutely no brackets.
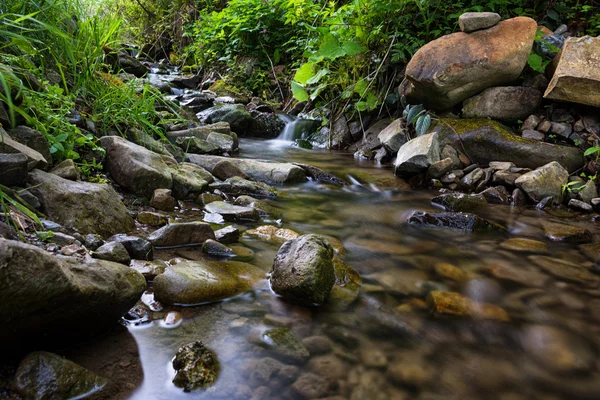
500,238,548,253
458,12,501,32
440,170,464,184
246,225,300,244
100,136,174,198
292,163,346,186
210,177,278,198
292,372,330,399
204,201,259,221
215,226,240,244
0,238,146,346
515,161,568,203
249,357,288,386
542,221,592,243
212,159,250,181
529,255,599,285
234,195,282,219
13,352,107,399
137,211,168,226
261,327,310,363
407,211,505,233
0,129,48,170
8,126,52,164
511,188,527,206
427,291,509,321
201,239,234,257
150,188,176,211
579,243,600,263
360,348,387,368
148,222,215,247
544,36,600,107
434,262,468,282
431,192,487,212
427,158,454,179
479,186,509,204
521,325,594,373
154,260,263,305
130,260,166,281
387,355,432,388
172,341,219,392
187,154,306,185
83,234,103,251
463,277,504,304
578,180,597,204
404,17,537,109
463,86,542,121
302,336,333,356
107,234,154,260
492,169,522,186
270,234,336,306
394,133,440,176
93,241,131,265
378,119,406,153
29,170,134,236
0,153,28,186
569,199,593,212
169,163,213,200
432,119,583,172
486,264,547,288
50,159,80,181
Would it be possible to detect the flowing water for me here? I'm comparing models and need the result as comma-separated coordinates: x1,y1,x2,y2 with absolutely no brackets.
62,138,600,400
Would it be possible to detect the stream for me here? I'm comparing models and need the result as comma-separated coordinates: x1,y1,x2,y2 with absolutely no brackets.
60,132,600,399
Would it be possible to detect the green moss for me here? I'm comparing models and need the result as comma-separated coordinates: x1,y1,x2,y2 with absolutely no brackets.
436,118,532,144
208,79,250,101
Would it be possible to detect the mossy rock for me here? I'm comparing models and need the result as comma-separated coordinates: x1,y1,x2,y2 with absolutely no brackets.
209,80,250,103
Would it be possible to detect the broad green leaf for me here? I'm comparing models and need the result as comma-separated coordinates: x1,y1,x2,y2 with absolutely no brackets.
584,146,600,157
315,34,343,60
294,62,316,85
355,101,368,112
291,81,309,102
366,93,379,110
306,69,329,85
527,53,544,73
310,83,328,101
54,133,69,142
407,105,424,125
341,40,363,56
273,49,280,64
353,79,368,96
415,114,431,136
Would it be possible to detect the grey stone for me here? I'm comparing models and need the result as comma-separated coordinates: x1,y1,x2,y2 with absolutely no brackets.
378,119,406,152
492,170,522,186
578,180,597,204
130,260,166,281
50,159,80,181
550,122,572,138
170,162,213,200
148,222,215,247
458,167,483,191
107,234,154,261
479,186,509,204
270,234,336,307
568,199,593,212
522,130,545,141
8,126,52,164
394,133,440,176
521,115,541,131
0,129,48,170
29,170,134,236
462,86,542,121
427,158,454,179
407,211,505,233
212,160,251,181
431,193,488,212
0,153,28,186
93,241,131,265
209,177,278,198
0,238,146,346
458,12,501,33
515,161,569,203
215,226,240,244
204,201,259,221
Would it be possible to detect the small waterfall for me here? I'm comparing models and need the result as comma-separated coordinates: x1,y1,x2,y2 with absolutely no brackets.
276,114,320,142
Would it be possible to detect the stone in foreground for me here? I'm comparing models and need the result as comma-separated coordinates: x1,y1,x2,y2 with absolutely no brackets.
407,211,505,233
13,352,107,399
403,17,537,109
172,341,219,392
270,234,335,306
515,161,568,203
544,36,600,107
0,239,146,346
458,12,501,33
394,133,440,176
148,222,215,247
28,169,134,236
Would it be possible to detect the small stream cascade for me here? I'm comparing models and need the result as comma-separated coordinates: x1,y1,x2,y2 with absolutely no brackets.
276,114,320,142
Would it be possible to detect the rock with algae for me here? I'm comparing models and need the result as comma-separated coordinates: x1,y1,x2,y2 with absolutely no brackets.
172,341,220,392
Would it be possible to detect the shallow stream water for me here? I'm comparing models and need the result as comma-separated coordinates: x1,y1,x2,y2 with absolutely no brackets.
65,138,600,400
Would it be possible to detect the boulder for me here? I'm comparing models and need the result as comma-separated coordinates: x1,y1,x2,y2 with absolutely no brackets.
8,126,52,164
394,133,440,176
269,234,336,306
212,160,251,180
0,129,48,170
187,154,306,185
28,170,134,236
154,260,263,305
515,161,568,203
13,352,107,399
378,119,406,152
100,136,174,198
197,104,257,136
403,17,537,109
431,119,583,172
148,222,215,247
544,36,600,107
407,211,505,233
458,12,501,33
0,153,28,186
167,122,232,140
462,86,542,121
0,238,146,346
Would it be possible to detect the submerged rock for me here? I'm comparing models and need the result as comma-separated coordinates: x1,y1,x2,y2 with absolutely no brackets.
542,221,592,243
270,234,336,306
500,238,548,253
172,341,219,392
407,211,505,233
13,352,107,399
0,238,146,346
261,327,310,363
246,225,300,244
154,260,263,305
29,169,134,236
427,291,509,321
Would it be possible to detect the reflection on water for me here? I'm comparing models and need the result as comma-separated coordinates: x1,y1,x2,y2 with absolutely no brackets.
115,139,600,399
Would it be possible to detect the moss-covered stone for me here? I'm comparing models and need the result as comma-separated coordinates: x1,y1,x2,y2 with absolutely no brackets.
172,341,219,392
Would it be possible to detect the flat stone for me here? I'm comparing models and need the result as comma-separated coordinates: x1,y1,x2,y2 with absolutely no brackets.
462,86,542,121
542,221,592,243
204,201,259,221
569,199,593,212
431,193,487,212
522,130,545,141
261,327,310,363
212,160,250,181
378,118,406,152
579,242,600,262
0,129,48,170
458,12,501,33
209,177,277,198
148,222,215,247
427,291,509,321
215,226,240,244
486,264,548,287
489,161,516,170
500,238,548,253
529,255,599,284
137,211,168,226
245,225,300,244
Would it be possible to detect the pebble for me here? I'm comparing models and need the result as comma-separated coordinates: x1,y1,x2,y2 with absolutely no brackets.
292,372,330,399
568,199,593,212
162,311,183,328
301,336,333,355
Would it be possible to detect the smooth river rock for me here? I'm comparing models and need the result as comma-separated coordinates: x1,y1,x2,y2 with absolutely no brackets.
403,17,537,109
270,234,336,306
186,154,307,185
462,86,542,121
28,169,135,236
0,238,146,347
148,222,215,247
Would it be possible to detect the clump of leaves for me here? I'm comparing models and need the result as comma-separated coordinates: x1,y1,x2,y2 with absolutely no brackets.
402,96,431,137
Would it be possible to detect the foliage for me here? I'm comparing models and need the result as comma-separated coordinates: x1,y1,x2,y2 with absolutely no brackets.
402,98,432,137
584,146,600,161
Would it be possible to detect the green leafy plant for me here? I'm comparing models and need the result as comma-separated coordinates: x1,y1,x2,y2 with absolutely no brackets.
402,97,432,137
584,146,600,161
562,180,582,195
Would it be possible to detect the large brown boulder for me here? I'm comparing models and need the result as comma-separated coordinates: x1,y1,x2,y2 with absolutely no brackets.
403,17,537,110
544,36,600,107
